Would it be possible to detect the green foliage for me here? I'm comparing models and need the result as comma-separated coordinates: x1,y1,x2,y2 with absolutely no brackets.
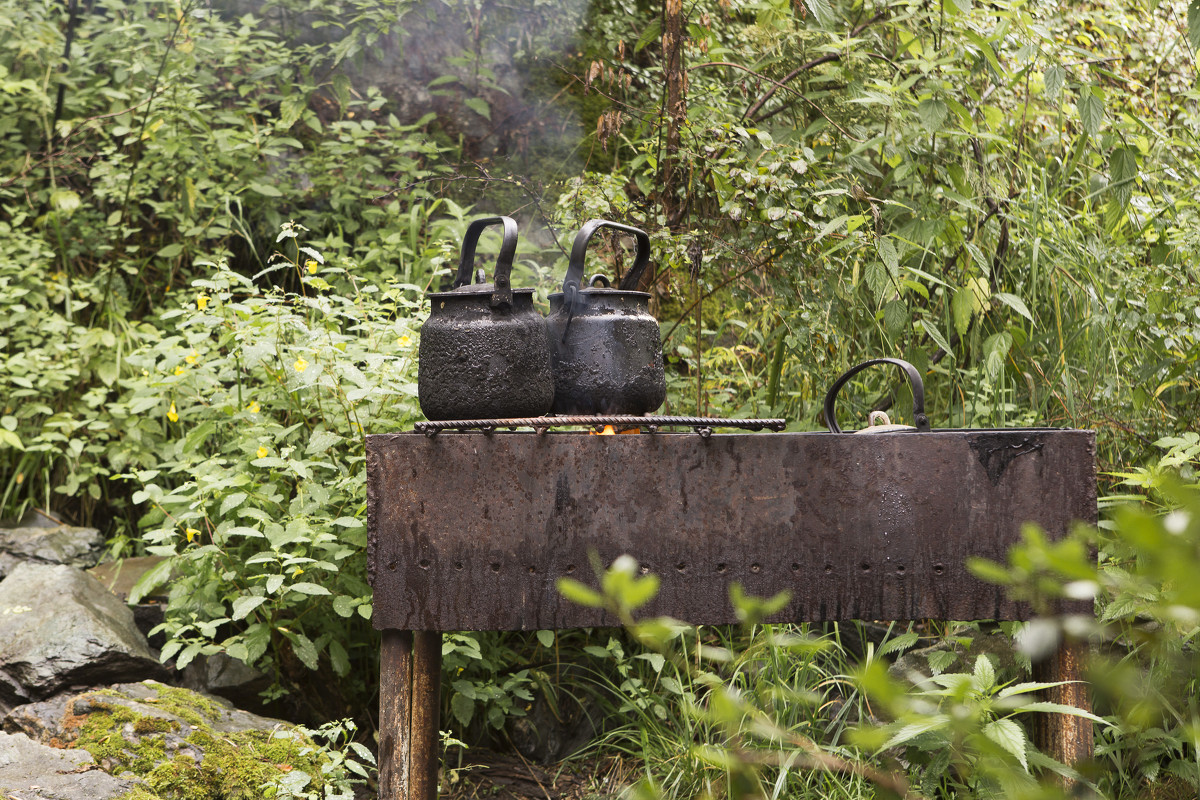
121,229,422,707
562,557,1107,800
974,443,1200,799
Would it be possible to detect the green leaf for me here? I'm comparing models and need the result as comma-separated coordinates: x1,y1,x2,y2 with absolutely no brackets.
973,654,996,690
219,492,247,517
1016,701,1109,724
247,182,283,197
1078,86,1104,137
883,299,908,339
306,430,343,454
1189,0,1200,51
0,429,24,451
536,629,555,648
804,0,835,26
1109,146,1138,209
558,577,604,608
464,97,491,120
451,692,475,727
983,331,1013,381
815,214,848,243
927,649,958,675
288,582,332,596
865,260,888,302
329,639,350,677
1044,65,1065,101
128,558,174,604
231,595,268,621
636,652,666,673
883,715,950,749
878,631,919,656
918,98,948,132
952,288,974,336
877,236,899,277
175,642,203,671
266,574,285,594
920,318,954,358
994,292,1033,324
289,631,319,670
333,595,357,618
984,718,1028,770
634,18,662,52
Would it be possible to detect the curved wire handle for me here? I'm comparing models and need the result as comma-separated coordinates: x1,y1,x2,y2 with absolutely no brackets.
822,358,930,433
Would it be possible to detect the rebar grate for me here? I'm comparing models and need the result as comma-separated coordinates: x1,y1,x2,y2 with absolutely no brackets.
413,415,787,437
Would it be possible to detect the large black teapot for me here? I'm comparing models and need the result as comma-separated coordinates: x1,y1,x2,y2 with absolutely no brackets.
545,220,666,416
418,216,554,421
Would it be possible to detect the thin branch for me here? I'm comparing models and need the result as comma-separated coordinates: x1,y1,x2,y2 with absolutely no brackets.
741,10,888,121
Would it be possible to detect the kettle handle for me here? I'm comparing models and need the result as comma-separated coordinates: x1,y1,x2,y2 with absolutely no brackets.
562,219,651,298
453,216,518,307
822,358,930,433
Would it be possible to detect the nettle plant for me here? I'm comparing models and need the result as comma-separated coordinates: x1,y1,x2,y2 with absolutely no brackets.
125,223,423,697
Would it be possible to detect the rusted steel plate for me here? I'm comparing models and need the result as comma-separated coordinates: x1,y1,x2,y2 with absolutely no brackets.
367,430,1096,631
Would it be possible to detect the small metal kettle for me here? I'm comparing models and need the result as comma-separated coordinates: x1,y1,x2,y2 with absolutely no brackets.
822,358,931,433
418,216,554,421
545,220,667,416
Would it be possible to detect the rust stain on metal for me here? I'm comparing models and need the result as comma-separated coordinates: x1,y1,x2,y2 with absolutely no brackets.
367,430,1096,631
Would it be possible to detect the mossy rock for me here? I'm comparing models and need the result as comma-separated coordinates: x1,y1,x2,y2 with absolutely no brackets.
2,680,331,800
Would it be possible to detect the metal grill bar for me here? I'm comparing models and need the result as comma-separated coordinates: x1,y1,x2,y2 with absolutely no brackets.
413,415,787,437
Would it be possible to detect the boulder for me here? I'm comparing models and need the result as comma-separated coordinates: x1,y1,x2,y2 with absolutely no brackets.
179,653,272,711
0,563,163,709
4,681,333,799
0,731,139,800
0,525,104,580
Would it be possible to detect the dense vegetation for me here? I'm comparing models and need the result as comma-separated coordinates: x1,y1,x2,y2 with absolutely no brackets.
2,0,1199,796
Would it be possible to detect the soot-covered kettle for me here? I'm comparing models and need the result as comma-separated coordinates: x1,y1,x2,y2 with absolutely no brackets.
545,219,666,416
417,216,554,421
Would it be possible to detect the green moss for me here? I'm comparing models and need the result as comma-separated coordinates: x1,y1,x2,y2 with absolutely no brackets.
144,728,325,800
70,682,329,800
142,682,224,727
74,695,169,776
116,787,167,800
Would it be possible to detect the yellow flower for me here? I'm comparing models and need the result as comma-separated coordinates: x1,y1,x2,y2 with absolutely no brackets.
174,365,186,376
167,402,178,422
196,295,209,310
397,335,411,347
185,528,200,543
185,349,199,365
247,401,260,414
256,446,268,459
305,260,319,274
292,567,304,577
293,357,308,373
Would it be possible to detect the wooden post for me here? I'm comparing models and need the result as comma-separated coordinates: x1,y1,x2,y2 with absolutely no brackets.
1031,638,1093,771
379,630,443,800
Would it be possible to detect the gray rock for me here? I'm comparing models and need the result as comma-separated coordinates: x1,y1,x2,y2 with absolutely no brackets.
0,526,104,580
4,681,293,781
0,564,164,708
0,731,139,800
180,653,271,710
4,681,288,746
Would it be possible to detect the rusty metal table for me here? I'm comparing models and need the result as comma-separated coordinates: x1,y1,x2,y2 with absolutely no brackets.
368,428,1096,798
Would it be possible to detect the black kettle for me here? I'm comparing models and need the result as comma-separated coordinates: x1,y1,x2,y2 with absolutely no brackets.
417,216,554,421
545,219,667,416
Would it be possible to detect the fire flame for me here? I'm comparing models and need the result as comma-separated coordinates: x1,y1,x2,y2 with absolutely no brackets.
589,425,640,435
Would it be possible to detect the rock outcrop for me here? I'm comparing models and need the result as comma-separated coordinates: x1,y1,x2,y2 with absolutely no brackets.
0,563,164,710
0,730,139,800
